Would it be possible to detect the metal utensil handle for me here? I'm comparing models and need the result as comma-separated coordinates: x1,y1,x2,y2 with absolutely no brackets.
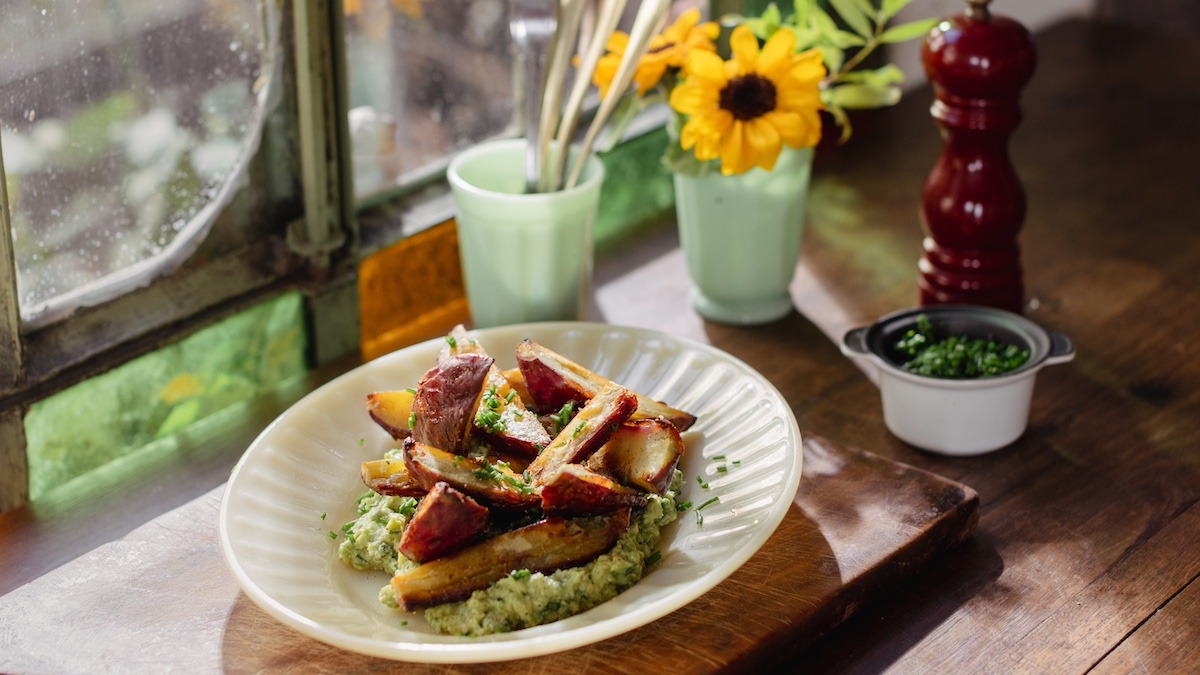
509,0,558,193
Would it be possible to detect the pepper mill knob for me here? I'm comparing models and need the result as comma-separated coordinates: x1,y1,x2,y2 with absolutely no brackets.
917,0,1036,312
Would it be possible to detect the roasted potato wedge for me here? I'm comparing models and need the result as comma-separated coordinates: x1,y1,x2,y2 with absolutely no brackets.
360,458,426,498
515,340,696,430
398,482,490,563
402,439,540,509
500,368,534,409
438,325,550,458
525,384,638,484
390,509,631,610
366,390,415,440
540,464,647,514
585,418,684,494
411,353,493,455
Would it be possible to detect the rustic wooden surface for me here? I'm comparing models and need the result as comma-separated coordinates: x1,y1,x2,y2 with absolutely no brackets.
0,435,976,673
3,18,1200,673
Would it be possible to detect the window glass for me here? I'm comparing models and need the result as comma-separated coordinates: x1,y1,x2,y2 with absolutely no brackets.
344,0,515,198
0,0,277,325
24,291,308,503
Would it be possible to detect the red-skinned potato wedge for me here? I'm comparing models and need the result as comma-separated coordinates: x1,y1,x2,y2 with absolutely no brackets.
540,464,647,514
500,368,534,409
360,458,426,498
390,509,631,610
366,390,415,440
411,353,493,455
402,439,540,509
515,340,697,431
525,384,638,484
398,482,490,563
438,325,550,458
585,418,684,494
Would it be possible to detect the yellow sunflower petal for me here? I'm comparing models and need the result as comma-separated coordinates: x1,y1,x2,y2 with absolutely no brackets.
728,25,760,76
592,54,621,98
756,28,796,80
634,61,668,93
789,49,827,85
685,49,727,83
745,118,783,171
721,121,754,176
669,81,718,115
761,110,805,147
606,31,631,53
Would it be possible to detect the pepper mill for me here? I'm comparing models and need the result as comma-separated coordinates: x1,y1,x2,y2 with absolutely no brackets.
917,0,1036,312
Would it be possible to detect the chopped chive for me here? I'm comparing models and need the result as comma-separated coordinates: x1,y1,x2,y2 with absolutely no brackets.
327,531,337,539
716,465,728,474
357,438,365,446
696,496,720,511
572,420,587,438
696,476,710,490
505,390,517,403
408,411,417,428
320,512,327,520
645,551,662,567
677,500,693,510
732,460,742,466
400,621,408,627
695,511,704,525
445,335,457,349
711,454,727,461
404,387,416,394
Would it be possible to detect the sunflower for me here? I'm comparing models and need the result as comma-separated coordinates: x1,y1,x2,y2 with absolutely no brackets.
591,8,719,99
669,25,825,176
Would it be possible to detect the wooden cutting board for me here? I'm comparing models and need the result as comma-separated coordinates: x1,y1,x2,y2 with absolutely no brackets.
0,434,977,673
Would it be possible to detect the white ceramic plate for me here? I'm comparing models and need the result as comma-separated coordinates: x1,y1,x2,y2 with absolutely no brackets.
219,322,802,663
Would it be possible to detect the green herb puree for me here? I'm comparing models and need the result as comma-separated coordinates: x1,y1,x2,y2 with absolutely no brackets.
422,486,678,635
337,491,419,576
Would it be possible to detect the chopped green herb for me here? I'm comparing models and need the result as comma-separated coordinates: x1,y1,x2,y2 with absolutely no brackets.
711,454,727,461
696,496,720,511
320,512,327,520
645,551,662,567
407,411,417,429
677,500,694,510
472,460,534,494
716,465,728,474
696,476,710,490
357,438,365,446
475,408,507,434
505,390,518,403
571,420,588,438
400,621,408,627
509,569,532,580
327,531,337,539
894,314,1030,378
445,335,457,349
732,460,742,466
695,511,704,526
481,386,503,411
404,387,416,395
551,402,576,433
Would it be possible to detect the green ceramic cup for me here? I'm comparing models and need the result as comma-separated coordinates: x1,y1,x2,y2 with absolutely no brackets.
448,139,605,328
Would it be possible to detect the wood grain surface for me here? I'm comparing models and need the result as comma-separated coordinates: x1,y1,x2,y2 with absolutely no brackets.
3,18,1199,674
0,435,975,673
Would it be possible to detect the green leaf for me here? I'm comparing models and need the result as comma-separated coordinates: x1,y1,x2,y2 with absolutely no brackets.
851,0,877,17
792,0,814,27
824,82,903,109
817,44,844,73
839,63,906,86
881,0,915,23
787,25,822,50
828,0,874,39
821,101,855,143
762,2,783,30
879,17,938,43
828,29,867,48
810,5,841,37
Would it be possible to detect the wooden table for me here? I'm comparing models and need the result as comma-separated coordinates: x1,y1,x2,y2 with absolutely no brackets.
3,19,1199,673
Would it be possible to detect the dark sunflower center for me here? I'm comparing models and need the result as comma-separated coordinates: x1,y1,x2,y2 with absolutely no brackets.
719,75,777,121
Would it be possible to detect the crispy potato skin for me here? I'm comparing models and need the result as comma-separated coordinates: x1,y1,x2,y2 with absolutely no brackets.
540,464,647,514
525,384,638,484
515,340,696,430
390,509,631,610
586,418,684,494
402,439,541,509
439,326,550,458
398,482,490,563
360,458,427,498
411,353,494,455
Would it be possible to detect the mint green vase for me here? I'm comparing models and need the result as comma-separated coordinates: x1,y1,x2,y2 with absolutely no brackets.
673,147,814,325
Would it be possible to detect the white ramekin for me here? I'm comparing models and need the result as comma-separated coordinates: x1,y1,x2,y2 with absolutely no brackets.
841,305,1075,456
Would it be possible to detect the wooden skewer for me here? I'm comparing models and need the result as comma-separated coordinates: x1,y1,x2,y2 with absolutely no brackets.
536,0,587,193
565,0,670,190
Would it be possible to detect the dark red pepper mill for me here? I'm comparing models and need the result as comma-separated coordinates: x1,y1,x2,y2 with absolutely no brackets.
917,0,1036,312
